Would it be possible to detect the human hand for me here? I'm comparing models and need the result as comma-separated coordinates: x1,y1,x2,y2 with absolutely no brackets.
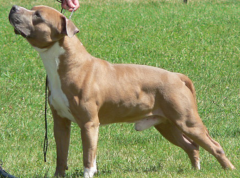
62,0,80,12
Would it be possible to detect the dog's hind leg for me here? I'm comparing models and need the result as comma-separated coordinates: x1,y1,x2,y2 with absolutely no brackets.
52,111,72,177
176,118,235,170
155,122,200,169
159,87,235,170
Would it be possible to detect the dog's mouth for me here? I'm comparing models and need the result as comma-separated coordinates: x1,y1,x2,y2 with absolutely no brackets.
9,19,28,38
13,28,21,35
12,25,28,38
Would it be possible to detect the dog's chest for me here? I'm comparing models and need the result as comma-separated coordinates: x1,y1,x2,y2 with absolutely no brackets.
35,43,76,122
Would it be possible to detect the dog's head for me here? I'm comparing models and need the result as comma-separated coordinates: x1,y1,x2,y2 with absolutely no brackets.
9,5,79,48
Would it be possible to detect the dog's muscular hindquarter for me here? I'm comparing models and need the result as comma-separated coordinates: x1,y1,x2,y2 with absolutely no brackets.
9,5,235,178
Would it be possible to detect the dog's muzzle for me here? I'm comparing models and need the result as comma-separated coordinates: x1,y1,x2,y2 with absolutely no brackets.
9,5,20,24
9,5,31,38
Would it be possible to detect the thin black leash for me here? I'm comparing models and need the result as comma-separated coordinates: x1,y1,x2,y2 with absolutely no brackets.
43,0,63,163
43,75,48,162
56,0,64,13
43,1,76,162
56,0,76,16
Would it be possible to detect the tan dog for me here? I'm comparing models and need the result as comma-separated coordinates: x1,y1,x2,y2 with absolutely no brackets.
9,5,235,178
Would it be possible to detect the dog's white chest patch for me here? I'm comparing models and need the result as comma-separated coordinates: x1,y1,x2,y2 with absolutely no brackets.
35,43,76,122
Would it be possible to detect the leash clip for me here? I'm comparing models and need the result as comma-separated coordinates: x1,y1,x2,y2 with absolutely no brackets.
57,0,75,19
61,7,75,19
69,7,76,19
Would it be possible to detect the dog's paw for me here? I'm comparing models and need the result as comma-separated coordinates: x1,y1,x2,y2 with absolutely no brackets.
84,167,97,178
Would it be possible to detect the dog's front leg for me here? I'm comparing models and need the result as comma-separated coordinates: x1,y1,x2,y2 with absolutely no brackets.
81,121,99,178
52,111,71,177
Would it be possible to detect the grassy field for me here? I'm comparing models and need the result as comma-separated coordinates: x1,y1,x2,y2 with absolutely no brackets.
0,0,239,177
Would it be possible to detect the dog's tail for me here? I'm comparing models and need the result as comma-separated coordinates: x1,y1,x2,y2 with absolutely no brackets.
176,73,197,106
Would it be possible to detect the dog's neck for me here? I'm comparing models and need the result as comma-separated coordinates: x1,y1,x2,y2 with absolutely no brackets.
33,36,92,88
34,41,65,81
34,36,89,58
34,35,92,71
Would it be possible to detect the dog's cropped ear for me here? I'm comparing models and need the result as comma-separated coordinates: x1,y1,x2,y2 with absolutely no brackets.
61,16,79,38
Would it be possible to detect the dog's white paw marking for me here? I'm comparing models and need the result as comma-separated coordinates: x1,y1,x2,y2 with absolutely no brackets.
83,157,97,178
84,167,97,178
93,157,97,173
135,117,162,131
197,159,201,170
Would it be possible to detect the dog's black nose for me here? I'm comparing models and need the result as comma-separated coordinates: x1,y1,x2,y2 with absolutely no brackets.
10,5,20,13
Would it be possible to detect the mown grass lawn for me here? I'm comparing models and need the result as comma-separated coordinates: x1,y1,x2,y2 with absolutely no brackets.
0,0,239,177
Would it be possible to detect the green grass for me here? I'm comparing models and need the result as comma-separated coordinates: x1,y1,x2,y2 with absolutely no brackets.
0,0,239,177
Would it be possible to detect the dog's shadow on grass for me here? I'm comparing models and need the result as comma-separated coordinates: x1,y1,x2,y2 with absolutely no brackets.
36,164,186,178
64,162,164,177
37,161,186,177
65,169,112,178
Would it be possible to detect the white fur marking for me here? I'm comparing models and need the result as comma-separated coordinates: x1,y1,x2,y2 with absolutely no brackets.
135,117,162,131
93,156,97,173
197,159,201,170
34,43,76,122
83,156,97,178
84,167,97,178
